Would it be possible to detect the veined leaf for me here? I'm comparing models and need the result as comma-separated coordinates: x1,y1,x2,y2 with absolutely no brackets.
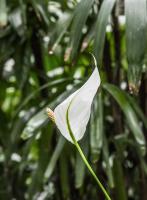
125,0,147,94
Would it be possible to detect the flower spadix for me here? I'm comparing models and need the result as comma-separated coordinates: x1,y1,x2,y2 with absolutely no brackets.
47,64,100,143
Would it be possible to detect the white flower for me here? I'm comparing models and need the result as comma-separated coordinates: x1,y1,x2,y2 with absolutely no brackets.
47,62,100,143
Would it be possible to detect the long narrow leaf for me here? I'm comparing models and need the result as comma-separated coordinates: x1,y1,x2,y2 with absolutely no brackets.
75,136,89,188
103,83,146,155
113,155,127,200
93,0,116,66
103,136,114,188
59,152,70,199
0,0,7,27
44,136,65,179
125,0,147,93
70,0,94,60
90,92,103,163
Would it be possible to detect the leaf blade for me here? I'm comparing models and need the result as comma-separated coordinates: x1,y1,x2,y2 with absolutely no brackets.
103,83,146,154
125,0,147,93
93,0,116,66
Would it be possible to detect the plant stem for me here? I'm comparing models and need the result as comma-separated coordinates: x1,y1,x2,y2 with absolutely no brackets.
66,106,112,200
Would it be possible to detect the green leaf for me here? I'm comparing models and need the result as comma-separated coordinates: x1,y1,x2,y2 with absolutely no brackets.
44,136,65,179
70,0,95,60
113,155,127,200
103,136,114,188
75,136,89,188
59,152,70,199
90,92,103,163
21,108,48,140
31,0,50,26
14,78,73,117
125,0,147,93
28,126,53,198
93,0,116,66
0,0,7,27
103,83,146,155
9,8,25,36
127,95,147,130
49,13,72,52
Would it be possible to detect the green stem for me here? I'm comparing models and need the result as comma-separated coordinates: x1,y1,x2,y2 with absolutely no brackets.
66,106,111,200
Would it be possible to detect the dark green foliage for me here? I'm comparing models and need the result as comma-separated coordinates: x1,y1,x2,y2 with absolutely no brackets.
0,0,147,199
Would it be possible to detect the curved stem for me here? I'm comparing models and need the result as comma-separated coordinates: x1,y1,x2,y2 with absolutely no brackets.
66,106,111,200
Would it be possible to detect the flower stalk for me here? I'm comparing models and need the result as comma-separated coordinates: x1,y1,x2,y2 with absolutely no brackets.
66,103,111,200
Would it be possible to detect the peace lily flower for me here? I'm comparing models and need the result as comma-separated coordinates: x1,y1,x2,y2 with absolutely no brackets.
46,56,111,200
47,66,100,142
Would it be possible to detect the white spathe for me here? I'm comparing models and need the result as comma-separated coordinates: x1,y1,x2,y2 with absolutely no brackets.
54,66,101,143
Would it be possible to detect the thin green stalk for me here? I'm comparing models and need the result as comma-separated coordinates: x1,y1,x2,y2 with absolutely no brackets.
66,105,111,200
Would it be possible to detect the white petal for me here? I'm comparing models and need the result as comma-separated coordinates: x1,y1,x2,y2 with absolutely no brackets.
54,67,100,143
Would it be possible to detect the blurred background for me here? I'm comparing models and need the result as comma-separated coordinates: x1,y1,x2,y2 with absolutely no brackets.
0,0,147,199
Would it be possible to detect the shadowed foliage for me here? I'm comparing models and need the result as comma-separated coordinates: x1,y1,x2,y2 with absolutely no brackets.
0,0,147,199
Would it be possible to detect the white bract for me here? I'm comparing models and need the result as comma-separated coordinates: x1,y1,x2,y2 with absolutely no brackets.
53,65,101,143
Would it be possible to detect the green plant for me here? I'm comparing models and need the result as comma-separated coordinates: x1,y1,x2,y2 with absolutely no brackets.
0,0,147,199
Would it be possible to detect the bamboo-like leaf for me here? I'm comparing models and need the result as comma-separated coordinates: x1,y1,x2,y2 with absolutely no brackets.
31,0,50,26
93,0,116,66
9,8,25,36
103,83,146,155
90,92,103,163
14,78,73,117
44,136,65,179
113,155,127,200
70,0,94,60
49,13,72,52
125,0,147,94
81,23,96,52
28,126,53,198
6,108,37,160
59,152,70,199
103,136,114,188
0,1,147,199
0,0,7,27
75,136,89,188
127,95,147,129
21,108,48,140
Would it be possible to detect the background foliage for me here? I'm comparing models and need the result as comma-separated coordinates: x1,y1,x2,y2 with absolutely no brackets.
0,0,147,199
